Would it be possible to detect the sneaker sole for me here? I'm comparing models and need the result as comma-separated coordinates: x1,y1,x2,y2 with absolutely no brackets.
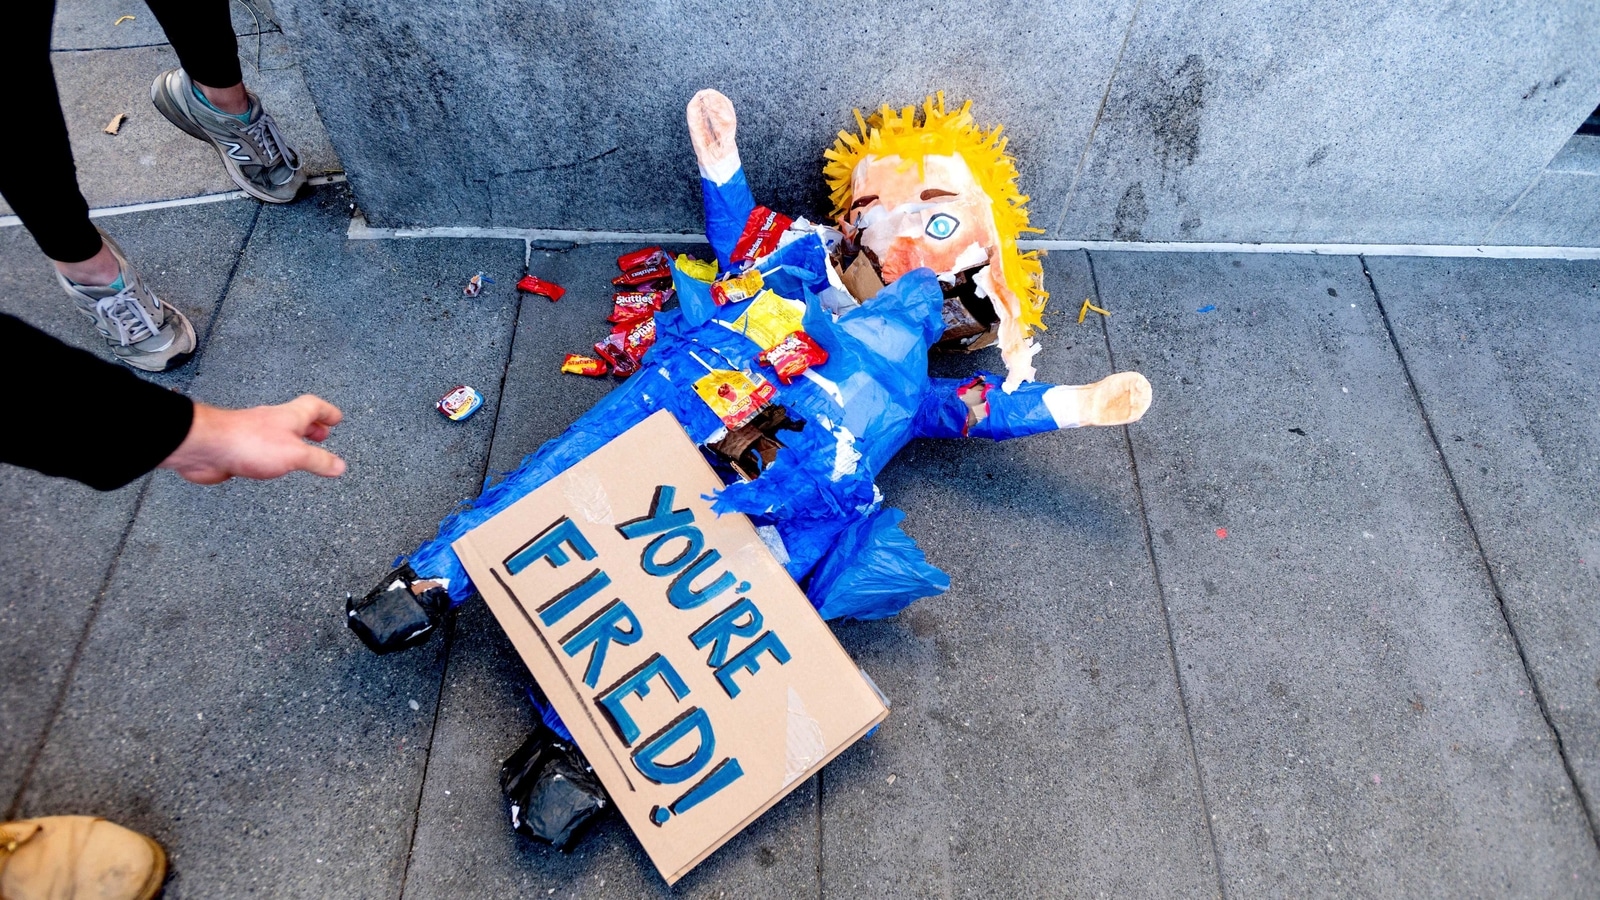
150,72,304,205
116,307,197,373
135,834,169,900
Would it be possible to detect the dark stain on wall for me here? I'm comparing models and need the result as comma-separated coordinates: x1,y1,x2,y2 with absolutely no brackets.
1113,182,1148,240
1144,54,1208,170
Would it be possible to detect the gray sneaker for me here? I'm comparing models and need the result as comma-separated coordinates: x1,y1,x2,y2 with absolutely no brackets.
58,231,196,373
150,67,306,204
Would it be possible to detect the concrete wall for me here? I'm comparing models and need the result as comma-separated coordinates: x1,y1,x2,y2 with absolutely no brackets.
276,0,1600,245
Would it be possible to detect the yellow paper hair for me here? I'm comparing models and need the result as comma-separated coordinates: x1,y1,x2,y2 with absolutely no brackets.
822,93,1047,336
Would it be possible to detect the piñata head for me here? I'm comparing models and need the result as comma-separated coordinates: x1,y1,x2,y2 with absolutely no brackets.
824,94,1048,387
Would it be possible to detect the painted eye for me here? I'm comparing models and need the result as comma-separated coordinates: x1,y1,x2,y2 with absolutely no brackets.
925,213,959,240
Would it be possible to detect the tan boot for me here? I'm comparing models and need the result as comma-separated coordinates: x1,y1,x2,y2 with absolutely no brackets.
0,817,166,900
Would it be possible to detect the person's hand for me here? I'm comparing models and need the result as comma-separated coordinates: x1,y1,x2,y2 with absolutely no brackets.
160,395,346,485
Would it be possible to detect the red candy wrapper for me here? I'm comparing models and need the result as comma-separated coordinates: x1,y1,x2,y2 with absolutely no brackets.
732,206,793,264
516,274,565,302
593,331,638,377
561,353,609,377
612,261,673,288
758,330,829,384
616,246,671,272
607,290,669,325
619,316,656,361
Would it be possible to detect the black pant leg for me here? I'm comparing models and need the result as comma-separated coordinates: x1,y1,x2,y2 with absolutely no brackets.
143,0,243,89
0,1,103,264
3,313,194,490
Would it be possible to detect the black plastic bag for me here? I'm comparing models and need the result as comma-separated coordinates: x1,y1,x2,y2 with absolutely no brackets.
346,564,450,654
500,725,611,851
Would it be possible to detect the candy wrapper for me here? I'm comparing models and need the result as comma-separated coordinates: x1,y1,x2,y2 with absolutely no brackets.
613,262,673,288
561,353,609,377
617,246,671,272
593,332,639,377
607,290,669,325
516,274,566,302
693,366,776,430
619,316,656,360
758,330,829,384
731,206,793,264
464,272,494,297
675,254,719,283
437,385,484,421
730,289,807,351
710,268,764,307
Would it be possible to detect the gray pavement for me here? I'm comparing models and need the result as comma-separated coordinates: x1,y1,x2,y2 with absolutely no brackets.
3,188,1599,897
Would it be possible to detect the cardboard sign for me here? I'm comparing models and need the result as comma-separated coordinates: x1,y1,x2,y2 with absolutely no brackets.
453,409,889,884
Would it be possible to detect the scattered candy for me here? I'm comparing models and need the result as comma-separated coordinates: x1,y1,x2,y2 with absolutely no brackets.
617,246,671,272
732,289,807,351
464,272,495,297
693,366,776,429
437,385,484,421
732,206,793,264
612,261,673,288
593,331,639,377
1216,527,1228,540
759,331,829,384
561,354,609,377
607,290,669,325
711,268,764,307
516,274,565,302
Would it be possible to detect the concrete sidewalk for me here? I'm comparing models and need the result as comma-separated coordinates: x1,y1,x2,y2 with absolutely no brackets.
3,184,1598,897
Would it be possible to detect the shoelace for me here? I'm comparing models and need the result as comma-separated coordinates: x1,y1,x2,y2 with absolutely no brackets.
242,112,300,173
96,289,160,346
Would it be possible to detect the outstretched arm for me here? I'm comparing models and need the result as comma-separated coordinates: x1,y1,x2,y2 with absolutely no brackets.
687,89,755,269
912,371,1152,441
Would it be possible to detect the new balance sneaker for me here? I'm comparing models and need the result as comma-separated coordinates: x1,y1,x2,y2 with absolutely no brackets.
0,816,167,900
58,230,196,373
150,67,306,204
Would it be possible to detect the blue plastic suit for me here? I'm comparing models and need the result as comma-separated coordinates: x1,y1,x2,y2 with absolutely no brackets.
405,168,1072,621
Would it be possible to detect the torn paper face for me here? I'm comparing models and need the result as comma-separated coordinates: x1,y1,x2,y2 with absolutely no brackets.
845,152,1035,386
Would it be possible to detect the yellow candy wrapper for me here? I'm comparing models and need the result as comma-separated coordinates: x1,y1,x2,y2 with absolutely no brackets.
674,254,719,284
693,367,777,430
729,289,806,351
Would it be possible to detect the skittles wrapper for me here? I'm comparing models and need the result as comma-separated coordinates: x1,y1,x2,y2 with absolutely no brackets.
758,331,829,384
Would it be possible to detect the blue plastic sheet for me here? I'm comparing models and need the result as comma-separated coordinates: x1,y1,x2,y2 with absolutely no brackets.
806,508,950,620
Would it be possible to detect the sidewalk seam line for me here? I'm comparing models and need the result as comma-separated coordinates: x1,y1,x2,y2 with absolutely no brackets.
816,769,825,900
1052,0,1142,235
1360,254,1600,853
397,251,527,900
4,477,153,822
1086,250,1227,899
4,197,263,820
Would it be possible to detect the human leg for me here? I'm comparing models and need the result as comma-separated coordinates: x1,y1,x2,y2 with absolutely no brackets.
144,0,306,203
0,2,106,271
0,3,197,371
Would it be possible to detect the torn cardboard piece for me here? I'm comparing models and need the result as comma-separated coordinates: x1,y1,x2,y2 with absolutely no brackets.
453,409,887,885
